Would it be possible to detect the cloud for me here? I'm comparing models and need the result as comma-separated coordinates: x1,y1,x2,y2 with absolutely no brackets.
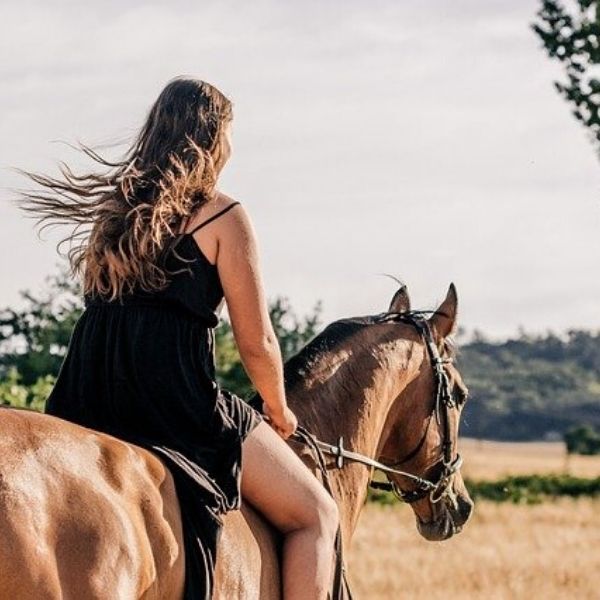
1,0,599,337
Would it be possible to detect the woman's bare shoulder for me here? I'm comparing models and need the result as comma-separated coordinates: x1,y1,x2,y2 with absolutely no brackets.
184,191,244,232
214,192,255,227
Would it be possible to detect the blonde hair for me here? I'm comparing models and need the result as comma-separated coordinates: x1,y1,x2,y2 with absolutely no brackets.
14,76,233,301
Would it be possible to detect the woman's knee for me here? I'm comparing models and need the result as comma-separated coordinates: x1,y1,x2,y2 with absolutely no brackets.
289,485,340,539
316,490,340,538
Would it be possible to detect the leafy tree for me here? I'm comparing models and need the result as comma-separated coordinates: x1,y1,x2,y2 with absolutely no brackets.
0,264,83,386
532,1,600,157
215,296,323,399
0,268,323,407
564,424,600,454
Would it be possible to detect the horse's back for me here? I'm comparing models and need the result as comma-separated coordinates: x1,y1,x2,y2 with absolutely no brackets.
0,407,185,600
0,406,281,599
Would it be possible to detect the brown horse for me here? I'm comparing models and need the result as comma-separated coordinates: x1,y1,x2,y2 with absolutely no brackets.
214,283,473,597
0,284,472,599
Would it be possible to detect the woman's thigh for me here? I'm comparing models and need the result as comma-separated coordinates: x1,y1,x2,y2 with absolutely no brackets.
240,421,336,533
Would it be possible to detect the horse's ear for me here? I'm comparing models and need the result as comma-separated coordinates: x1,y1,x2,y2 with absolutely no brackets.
429,283,458,339
388,285,411,313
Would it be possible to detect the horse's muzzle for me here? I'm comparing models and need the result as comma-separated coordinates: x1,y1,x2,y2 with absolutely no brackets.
416,493,473,541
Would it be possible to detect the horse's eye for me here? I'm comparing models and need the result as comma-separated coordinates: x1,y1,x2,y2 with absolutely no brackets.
454,387,469,405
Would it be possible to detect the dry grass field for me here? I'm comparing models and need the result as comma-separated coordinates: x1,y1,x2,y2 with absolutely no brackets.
459,438,600,481
348,440,600,599
348,499,599,600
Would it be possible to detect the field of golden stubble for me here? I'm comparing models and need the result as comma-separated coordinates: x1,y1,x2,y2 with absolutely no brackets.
347,439,600,600
458,438,600,480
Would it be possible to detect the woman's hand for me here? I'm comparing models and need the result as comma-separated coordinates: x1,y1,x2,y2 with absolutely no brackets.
263,402,298,440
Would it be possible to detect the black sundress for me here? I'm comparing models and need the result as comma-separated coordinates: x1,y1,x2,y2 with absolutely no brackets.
44,201,264,600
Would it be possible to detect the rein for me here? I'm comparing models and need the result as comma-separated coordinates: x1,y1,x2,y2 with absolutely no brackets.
290,310,464,506
277,310,464,600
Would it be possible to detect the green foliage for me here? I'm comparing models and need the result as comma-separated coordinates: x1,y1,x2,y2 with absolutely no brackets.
459,330,600,441
532,1,600,157
0,366,27,407
0,264,83,386
367,487,398,506
368,474,600,505
269,296,323,361
564,424,600,454
0,365,53,412
215,296,323,400
466,474,600,504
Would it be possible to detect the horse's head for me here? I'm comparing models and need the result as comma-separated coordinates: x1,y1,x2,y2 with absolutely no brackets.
278,282,474,543
375,283,473,541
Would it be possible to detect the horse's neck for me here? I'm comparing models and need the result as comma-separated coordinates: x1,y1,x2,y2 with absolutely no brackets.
288,328,422,543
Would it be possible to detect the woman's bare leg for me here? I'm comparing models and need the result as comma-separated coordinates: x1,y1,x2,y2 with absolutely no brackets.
241,421,339,600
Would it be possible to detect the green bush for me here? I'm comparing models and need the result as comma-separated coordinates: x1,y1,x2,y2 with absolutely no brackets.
564,425,600,455
0,366,53,412
466,474,600,504
368,474,600,505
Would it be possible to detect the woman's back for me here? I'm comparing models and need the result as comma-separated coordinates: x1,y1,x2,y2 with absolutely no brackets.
46,198,263,600
17,76,341,600
83,201,242,328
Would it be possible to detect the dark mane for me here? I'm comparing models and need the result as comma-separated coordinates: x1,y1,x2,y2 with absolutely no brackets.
247,310,457,409
283,311,459,388
282,316,375,390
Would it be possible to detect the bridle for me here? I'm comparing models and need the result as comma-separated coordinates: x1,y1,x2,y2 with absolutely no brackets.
283,310,466,599
290,310,465,507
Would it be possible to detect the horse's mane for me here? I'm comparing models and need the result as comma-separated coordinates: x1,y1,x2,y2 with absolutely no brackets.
282,316,376,391
247,310,456,410
247,316,376,411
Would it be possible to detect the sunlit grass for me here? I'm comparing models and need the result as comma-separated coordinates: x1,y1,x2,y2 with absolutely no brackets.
349,498,599,599
459,438,600,480
349,439,599,598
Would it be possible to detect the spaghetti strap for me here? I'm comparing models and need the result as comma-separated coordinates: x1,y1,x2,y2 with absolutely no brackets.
187,202,240,236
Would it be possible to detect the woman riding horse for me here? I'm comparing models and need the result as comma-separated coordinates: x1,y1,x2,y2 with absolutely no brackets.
15,76,340,600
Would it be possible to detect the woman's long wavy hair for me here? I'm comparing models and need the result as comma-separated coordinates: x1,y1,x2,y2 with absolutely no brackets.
13,76,233,302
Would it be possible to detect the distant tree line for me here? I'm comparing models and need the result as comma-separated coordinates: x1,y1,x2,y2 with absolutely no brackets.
2,270,599,450
458,329,600,444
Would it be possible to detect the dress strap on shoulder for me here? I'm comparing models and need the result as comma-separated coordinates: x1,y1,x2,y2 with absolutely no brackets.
187,202,241,236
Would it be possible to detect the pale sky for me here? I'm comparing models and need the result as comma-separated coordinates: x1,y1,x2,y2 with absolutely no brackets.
1,0,599,338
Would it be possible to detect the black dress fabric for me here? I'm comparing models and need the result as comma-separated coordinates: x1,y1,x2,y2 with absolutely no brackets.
44,201,263,599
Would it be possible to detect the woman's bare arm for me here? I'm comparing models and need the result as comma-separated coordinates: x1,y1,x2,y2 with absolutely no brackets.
215,202,296,437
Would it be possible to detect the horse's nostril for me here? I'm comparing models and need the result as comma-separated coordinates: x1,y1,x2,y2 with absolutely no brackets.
456,496,474,522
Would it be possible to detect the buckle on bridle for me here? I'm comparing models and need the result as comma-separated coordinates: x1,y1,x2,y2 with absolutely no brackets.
391,481,431,504
429,454,463,506
335,437,344,469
